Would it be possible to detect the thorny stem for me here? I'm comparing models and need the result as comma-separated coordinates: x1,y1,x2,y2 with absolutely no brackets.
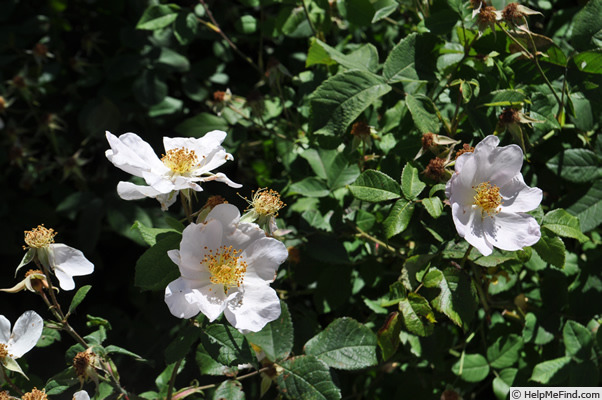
355,226,403,256
497,22,563,115
196,367,270,391
166,358,183,400
301,0,317,36
1,366,24,396
197,0,260,73
34,258,130,398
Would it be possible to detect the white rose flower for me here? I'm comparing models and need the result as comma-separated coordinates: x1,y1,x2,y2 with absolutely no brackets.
0,310,44,376
73,390,90,400
164,204,288,333
18,225,94,291
105,130,242,210
446,135,542,256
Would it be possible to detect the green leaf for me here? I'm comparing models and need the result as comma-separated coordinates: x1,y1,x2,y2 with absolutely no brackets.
301,149,360,190
532,229,566,268
546,148,601,184
479,89,527,107
372,1,397,22
134,232,181,291
174,113,229,137
196,341,234,376
542,209,589,243
423,268,477,328
349,170,401,202
133,69,168,107
377,311,402,361
289,177,331,197
235,15,257,34
302,209,332,232
487,334,523,369
132,220,178,247
383,199,414,238
275,355,341,400
165,325,201,364
405,93,441,134
158,47,190,73
567,179,602,232
213,380,245,400
422,197,443,218
246,301,293,362
563,320,593,362
523,312,554,345
382,33,426,85
574,50,602,74
148,96,183,118
306,38,377,72
398,293,436,337
530,356,572,384
493,368,517,400
310,70,391,136
68,285,92,315
174,12,198,45
569,0,602,51
304,318,377,370
136,4,179,30
104,345,144,360
201,324,255,367
401,163,426,200
1,355,27,377
37,327,61,348
451,353,490,382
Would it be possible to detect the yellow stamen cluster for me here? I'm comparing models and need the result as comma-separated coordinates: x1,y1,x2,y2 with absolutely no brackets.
161,147,200,174
203,245,247,291
473,181,502,216
24,225,56,249
0,343,9,358
0,390,10,400
249,188,285,217
22,388,48,400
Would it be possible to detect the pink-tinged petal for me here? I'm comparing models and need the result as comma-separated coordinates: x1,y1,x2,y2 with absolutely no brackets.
453,206,493,256
165,278,203,319
8,311,43,358
499,174,542,213
483,212,541,251
0,315,11,343
243,237,288,282
48,244,94,291
473,138,523,187
105,132,165,177
224,279,281,333
200,172,242,189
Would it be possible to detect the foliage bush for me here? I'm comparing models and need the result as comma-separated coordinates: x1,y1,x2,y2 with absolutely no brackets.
1,0,601,398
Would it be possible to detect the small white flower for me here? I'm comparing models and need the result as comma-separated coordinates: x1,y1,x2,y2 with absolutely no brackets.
18,225,94,291
105,130,242,210
73,390,90,400
0,311,44,376
164,204,288,333
446,135,542,256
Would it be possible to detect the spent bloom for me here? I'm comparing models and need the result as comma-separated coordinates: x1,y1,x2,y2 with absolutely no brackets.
446,135,542,256
165,204,288,333
19,225,94,291
0,269,48,294
105,130,241,210
0,311,44,377
21,388,48,400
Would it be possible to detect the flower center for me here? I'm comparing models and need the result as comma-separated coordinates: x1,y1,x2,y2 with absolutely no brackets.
473,182,502,215
161,147,200,174
24,225,56,249
250,188,285,217
203,245,247,291
22,388,48,400
0,343,9,358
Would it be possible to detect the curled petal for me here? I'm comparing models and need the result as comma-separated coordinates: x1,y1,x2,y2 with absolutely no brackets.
500,174,543,213
105,132,164,177
243,237,288,282
48,244,94,291
201,172,242,188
